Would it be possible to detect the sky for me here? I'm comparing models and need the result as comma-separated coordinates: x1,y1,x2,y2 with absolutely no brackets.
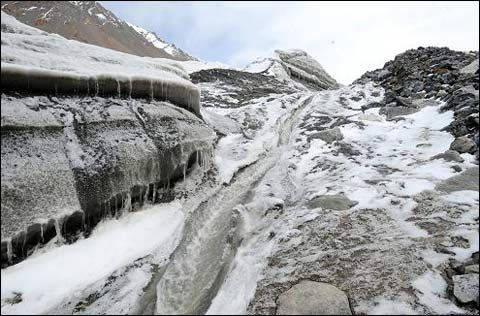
101,1,479,84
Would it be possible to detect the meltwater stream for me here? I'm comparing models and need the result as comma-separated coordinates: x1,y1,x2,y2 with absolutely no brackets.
154,93,317,315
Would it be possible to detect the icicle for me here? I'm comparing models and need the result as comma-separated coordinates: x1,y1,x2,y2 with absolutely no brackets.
6,240,12,264
106,200,110,218
128,78,132,99
54,218,64,244
22,229,27,256
150,79,154,101
143,185,149,205
183,164,187,182
87,79,90,96
95,78,99,97
40,224,44,244
54,83,58,95
124,192,132,214
152,183,157,203
81,211,86,231
117,79,121,98
160,81,164,101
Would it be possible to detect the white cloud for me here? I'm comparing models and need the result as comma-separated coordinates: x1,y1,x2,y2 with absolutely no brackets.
102,1,479,84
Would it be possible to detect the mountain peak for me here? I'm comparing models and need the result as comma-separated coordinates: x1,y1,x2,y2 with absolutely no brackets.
0,0,195,61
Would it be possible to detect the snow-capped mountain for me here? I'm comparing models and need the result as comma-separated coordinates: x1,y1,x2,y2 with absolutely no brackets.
126,21,197,61
0,1,195,60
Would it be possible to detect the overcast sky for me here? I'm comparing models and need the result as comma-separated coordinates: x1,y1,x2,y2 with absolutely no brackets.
102,1,479,84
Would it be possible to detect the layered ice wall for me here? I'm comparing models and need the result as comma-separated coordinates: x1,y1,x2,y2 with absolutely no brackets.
275,49,339,90
0,12,215,267
244,49,339,91
0,12,201,117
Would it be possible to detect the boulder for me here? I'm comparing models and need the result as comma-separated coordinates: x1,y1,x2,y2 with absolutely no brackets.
452,274,479,305
431,150,465,163
450,136,476,154
358,112,383,122
277,280,352,315
310,127,344,144
396,96,415,108
307,194,358,210
379,105,419,121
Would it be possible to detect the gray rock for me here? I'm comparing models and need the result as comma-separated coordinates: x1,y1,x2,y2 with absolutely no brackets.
277,280,352,315
431,150,465,163
307,194,358,210
451,165,463,173
450,136,476,154
360,102,383,112
435,167,479,193
465,264,479,274
396,96,415,108
311,127,344,144
379,106,419,121
358,112,382,122
452,274,479,305
376,69,390,80
460,59,479,74
436,90,448,98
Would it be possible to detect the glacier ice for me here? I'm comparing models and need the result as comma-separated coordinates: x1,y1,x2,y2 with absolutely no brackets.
0,12,215,267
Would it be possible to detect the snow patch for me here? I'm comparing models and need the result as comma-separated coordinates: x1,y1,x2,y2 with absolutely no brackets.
1,202,185,315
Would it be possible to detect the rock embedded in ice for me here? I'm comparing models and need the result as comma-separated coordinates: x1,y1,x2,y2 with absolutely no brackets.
452,274,479,305
435,167,479,193
310,127,344,144
449,136,477,154
307,194,358,211
276,280,352,315
431,150,465,163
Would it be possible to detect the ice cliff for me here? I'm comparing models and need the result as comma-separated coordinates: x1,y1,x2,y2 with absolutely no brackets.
0,12,215,267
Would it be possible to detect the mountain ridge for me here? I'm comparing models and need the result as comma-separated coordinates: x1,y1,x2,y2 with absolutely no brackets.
0,0,196,61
